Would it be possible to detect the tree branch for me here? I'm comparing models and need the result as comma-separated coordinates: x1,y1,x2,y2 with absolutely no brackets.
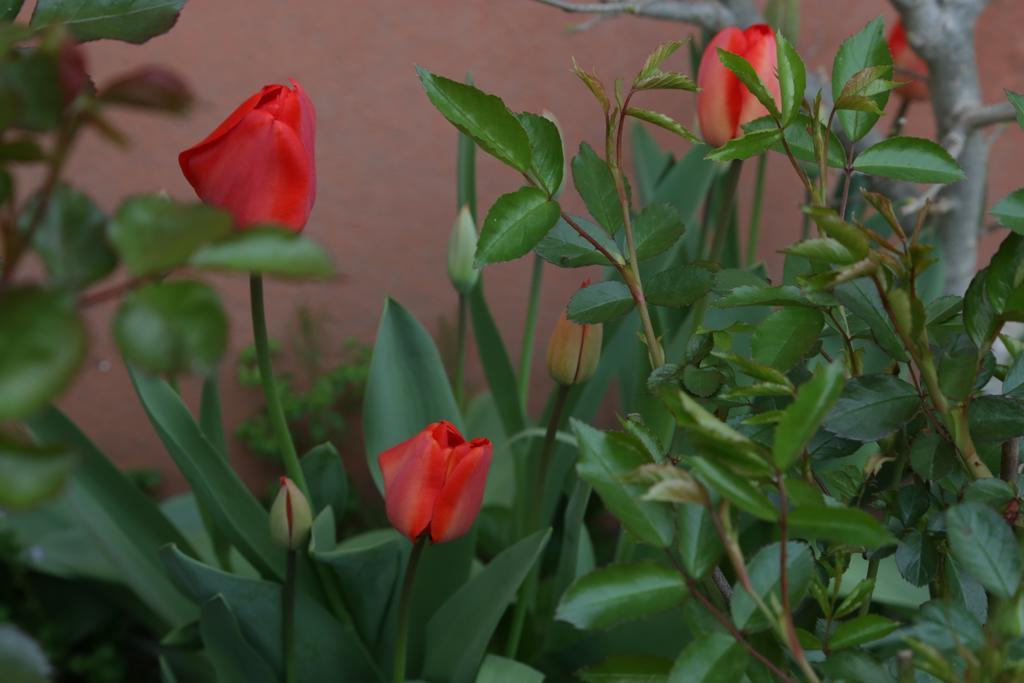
525,0,751,31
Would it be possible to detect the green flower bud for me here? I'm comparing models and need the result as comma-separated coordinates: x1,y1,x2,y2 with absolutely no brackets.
270,476,312,550
447,205,479,294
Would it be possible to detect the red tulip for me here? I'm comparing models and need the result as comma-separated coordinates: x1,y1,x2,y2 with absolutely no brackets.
888,21,929,102
179,79,316,231
697,24,780,147
378,421,492,544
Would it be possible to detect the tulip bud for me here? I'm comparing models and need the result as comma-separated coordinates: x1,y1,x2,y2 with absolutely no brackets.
447,205,479,294
379,421,493,544
547,280,603,386
887,22,929,102
697,24,780,147
270,476,312,550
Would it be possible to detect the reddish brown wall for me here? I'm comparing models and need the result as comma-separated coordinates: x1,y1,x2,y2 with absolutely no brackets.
46,0,1024,495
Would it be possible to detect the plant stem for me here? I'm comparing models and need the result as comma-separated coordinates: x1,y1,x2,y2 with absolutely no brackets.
859,556,881,617
250,275,309,496
454,293,468,407
746,153,768,266
283,549,297,683
505,383,570,658
393,538,426,683
777,477,821,683
1002,439,1020,483
708,160,743,265
838,144,855,221
517,255,545,410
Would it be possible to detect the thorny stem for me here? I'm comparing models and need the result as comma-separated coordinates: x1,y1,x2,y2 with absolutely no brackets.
1002,439,1020,483
663,550,797,683
859,556,881,618
611,90,665,369
870,274,992,478
777,477,821,683
838,146,854,221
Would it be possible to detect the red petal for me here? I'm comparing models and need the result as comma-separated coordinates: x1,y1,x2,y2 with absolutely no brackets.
178,108,315,230
379,430,447,541
737,24,780,128
697,27,747,147
180,84,281,164
430,439,493,543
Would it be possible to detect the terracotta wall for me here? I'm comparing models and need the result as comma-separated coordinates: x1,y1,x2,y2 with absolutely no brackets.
47,0,1024,495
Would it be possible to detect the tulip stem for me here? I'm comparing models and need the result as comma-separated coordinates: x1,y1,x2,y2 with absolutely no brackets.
393,538,426,683
517,254,545,411
708,160,743,265
283,548,297,683
454,293,468,407
505,382,570,659
250,275,309,497
746,153,767,267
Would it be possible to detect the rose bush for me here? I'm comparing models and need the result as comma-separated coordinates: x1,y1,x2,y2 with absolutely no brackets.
1,2,1024,683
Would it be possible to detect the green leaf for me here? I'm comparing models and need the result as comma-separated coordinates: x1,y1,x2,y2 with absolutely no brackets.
301,443,348,518
627,107,699,142
26,406,197,627
199,597,278,683
1006,90,1024,128
731,542,814,631
963,269,999,349
852,137,965,184
28,184,115,290
636,40,685,84
992,188,1024,233
573,420,675,547
0,432,73,510
744,115,846,168
774,362,845,468
581,656,671,683
568,280,634,323
831,17,892,142
536,216,622,267
715,284,811,308
31,0,187,43
717,49,779,119
829,615,898,651
776,31,806,127
824,374,920,441
0,287,85,420
0,624,51,683
668,631,748,683
751,307,823,371
688,456,777,521
475,656,544,683
909,432,956,481
189,226,334,278
416,68,531,172
363,298,461,490
635,204,685,260
311,529,404,653
109,195,231,277
475,186,560,265
804,206,869,260
469,280,527,438
895,531,938,586
130,368,283,579
0,54,62,131
0,1,24,21
572,142,623,234
788,505,895,548
784,237,856,265
705,128,782,162
834,279,907,360
633,72,696,92
423,529,550,683
646,265,715,308
946,502,1022,599
115,281,227,376
967,395,1024,442
517,112,563,196
161,545,380,682
556,560,687,630
677,504,722,580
